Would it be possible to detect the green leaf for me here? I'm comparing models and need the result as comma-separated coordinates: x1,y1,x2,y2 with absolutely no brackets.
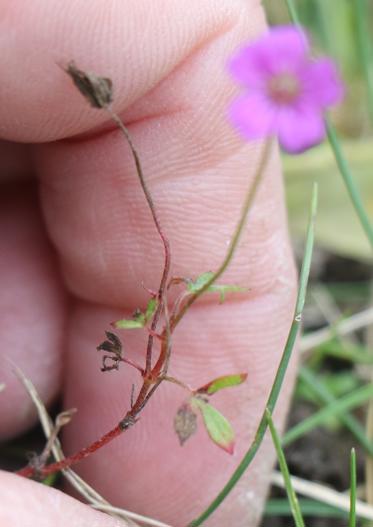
349,448,357,527
186,272,246,303
113,313,145,329
112,298,158,329
191,397,235,454
144,298,158,320
197,373,248,395
265,408,306,527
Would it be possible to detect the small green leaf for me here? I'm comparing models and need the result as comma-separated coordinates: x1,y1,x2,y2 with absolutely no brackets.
174,402,198,446
191,397,235,454
186,272,214,293
112,298,158,329
197,373,248,395
113,314,145,329
144,298,158,321
186,272,246,303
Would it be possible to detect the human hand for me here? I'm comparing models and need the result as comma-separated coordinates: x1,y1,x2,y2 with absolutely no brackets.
0,1,297,525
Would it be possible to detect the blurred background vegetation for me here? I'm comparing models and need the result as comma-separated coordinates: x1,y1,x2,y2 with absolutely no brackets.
262,2,373,526
266,0,373,262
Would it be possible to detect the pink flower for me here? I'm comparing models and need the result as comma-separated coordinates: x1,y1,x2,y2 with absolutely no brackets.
228,26,344,153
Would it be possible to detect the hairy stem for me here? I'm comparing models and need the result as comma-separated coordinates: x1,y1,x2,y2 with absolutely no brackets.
17,424,122,478
106,108,171,373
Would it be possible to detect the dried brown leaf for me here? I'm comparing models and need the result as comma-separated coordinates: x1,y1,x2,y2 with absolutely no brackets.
174,402,198,446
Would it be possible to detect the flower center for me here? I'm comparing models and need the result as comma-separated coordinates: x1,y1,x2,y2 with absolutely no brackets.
267,72,300,105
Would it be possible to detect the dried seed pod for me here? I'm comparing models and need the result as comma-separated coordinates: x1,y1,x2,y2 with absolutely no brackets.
64,61,113,109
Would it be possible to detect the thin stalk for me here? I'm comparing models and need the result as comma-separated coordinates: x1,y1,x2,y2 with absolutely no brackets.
171,139,272,331
17,424,122,478
188,184,318,527
354,0,373,126
349,448,357,527
326,121,373,249
106,108,171,374
284,0,301,26
266,409,306,527
18,114,272,482
284,0,373,250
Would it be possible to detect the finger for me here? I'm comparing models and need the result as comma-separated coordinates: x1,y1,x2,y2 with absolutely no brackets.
0,141,32,182
0,470,132,527
0,184,66,440
0,1,297,525
1,0,249,143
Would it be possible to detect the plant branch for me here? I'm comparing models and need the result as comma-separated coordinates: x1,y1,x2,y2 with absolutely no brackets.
106,107,171,374
170,139,272,332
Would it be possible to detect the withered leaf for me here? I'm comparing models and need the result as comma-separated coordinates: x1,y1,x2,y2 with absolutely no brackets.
64,61,113,109
97,331,122,358
174,402,198,446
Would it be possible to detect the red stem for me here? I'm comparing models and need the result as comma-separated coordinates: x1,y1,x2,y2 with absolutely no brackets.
17,424,122,478
17,105,173,481
106,108,171,374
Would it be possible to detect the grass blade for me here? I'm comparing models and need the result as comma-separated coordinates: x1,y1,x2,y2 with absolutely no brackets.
187,184,317,526
299,367,373,457
325,121,373,249
284,0,373,250
283,382,373,446
354,0,373,125
265,498,348,518
266,409,306,527
349,448,357,527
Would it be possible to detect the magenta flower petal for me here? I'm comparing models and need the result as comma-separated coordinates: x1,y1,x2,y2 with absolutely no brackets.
228,26,309,86
228,44,269,87
276,105,325,153
301,58,344,107
258,25,309,73
227,24,344,154
229,92,275,140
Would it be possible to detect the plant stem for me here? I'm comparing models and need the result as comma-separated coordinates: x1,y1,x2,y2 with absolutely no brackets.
17,105,173,480
171,139,272,331
326,120,373,249
349,448,357,527
284,0,301,26
17,424,122,478
284,0,373,251
106,108,171,373
266,409,306,527
188,184,317,527
283,382,373,446
354,0,373,126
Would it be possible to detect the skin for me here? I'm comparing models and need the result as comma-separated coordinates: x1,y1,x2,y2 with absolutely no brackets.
0,1,297,525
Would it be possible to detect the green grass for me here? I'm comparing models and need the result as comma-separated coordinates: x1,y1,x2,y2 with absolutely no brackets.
190,1,373,526
188,185,318,526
